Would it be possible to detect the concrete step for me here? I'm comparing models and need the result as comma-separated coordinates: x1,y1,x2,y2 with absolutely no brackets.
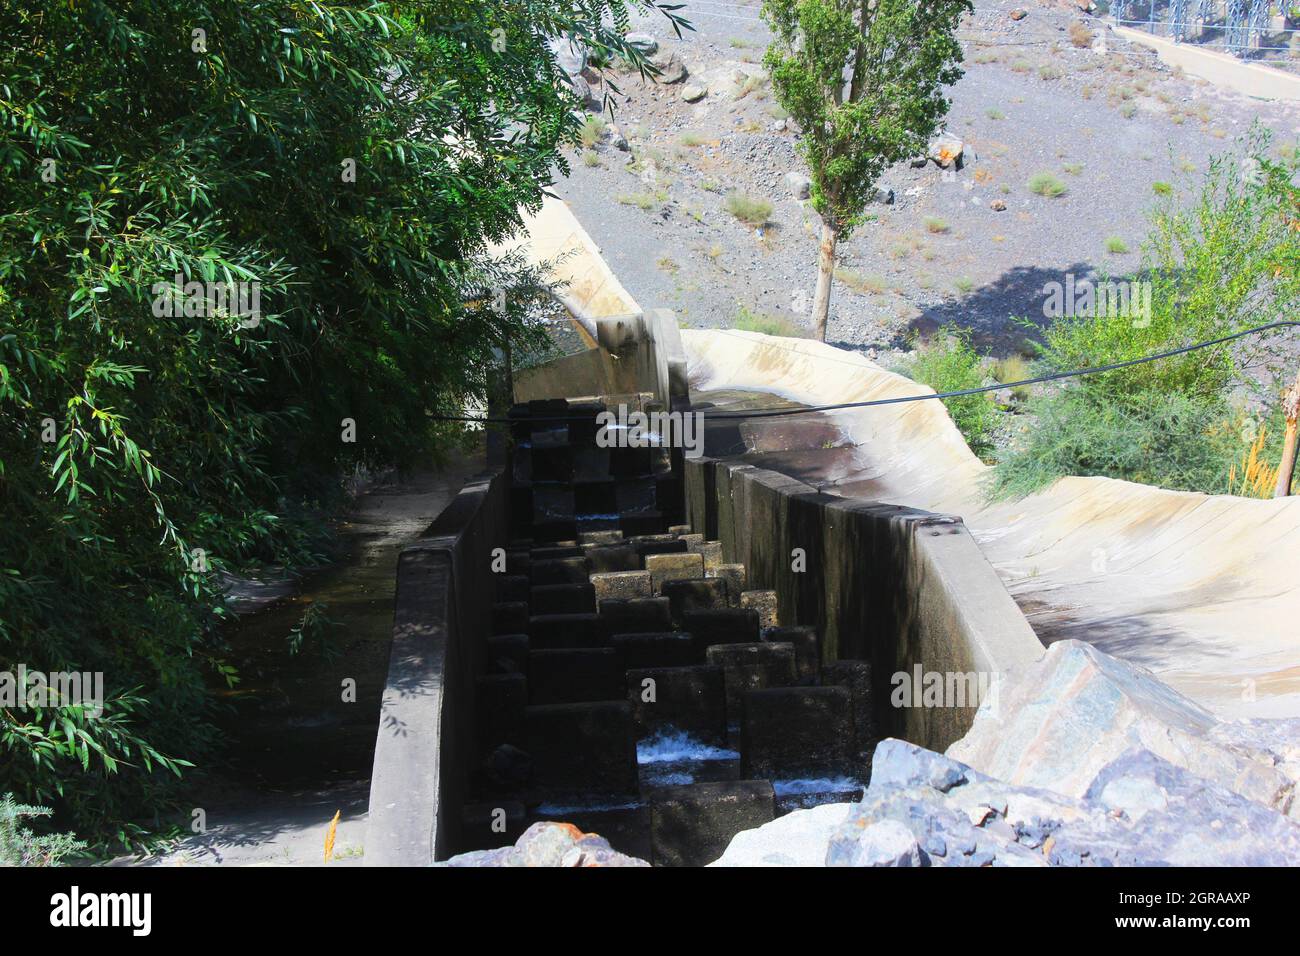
528,648,624,704
627,664,727,747
529,583,596,615
529,556,592,586
528,612,602,650
598,597,673,638
705,642,798,729
740,686,855,780
682,608,760,656
661,578,731,626
649,780,776,867
609,631,696,670
524,701,639,796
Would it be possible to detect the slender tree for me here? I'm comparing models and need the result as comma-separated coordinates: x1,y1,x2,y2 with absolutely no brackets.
762,0,971,340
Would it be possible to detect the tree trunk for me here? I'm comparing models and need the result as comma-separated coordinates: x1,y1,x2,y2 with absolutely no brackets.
1275,368,1300,498
811,221,839,342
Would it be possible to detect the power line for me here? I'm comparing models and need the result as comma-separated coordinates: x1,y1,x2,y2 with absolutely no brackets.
428,319,1298,425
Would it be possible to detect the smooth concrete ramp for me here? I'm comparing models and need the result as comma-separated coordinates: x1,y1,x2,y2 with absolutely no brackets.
490,195,641,339
684,329,1300,720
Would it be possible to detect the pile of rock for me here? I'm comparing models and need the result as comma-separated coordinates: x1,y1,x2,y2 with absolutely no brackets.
438,822,648,867
712,640,1300,866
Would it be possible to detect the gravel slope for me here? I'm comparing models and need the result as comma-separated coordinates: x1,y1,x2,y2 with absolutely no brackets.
551,0,1298,358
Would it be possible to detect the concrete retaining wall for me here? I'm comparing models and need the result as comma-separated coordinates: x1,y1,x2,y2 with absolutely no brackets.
365,470,507,866
686,457,1042,752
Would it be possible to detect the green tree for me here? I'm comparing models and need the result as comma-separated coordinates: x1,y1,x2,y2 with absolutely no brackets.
762,0,970,340
0,0,684,850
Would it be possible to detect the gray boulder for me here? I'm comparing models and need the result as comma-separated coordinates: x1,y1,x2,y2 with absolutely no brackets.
947,639,1300,819
785,171,811,200
437,822,649,867
649,49,687,84
625,32,658,55
825,738,1300,867
709,803,849,866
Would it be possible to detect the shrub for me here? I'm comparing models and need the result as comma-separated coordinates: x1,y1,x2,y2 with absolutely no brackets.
836,267,888,294
580,116,607,148
734,305,807,337
1104,236,1130,254
896,328,999,460
1028,173,1068,197
1069,22,1095,48
924,217,951,234
0,794,86,866
724,193,774,225
988,388,1250,499
991,127,1299,499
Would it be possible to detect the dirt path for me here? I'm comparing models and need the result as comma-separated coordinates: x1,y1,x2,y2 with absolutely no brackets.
114,452,483,867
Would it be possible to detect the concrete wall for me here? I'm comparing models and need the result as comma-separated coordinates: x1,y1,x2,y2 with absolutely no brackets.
686,457,1042,752
1113,25,1300,102
365,470,507,866
514,310,690,409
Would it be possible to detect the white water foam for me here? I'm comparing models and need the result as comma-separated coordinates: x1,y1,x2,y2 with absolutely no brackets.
636,729,739,765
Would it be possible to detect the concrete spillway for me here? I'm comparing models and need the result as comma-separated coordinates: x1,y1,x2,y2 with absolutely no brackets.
684,330,1300,721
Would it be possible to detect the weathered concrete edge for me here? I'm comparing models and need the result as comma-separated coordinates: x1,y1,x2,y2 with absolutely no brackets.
365,471,506,866
687,457,1042,752
1113,25,1300,102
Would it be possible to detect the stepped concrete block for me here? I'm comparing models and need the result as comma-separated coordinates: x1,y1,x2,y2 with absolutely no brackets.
706,642,797,726
683,608,760,655
497,574,531,604
505,549,531,578
525,701,639,795
646,552,704,593
531,425,569,449
460,801,527,851
591,570,652,603
662,578,731,625
610,445,653,477
486,634,530,676
477,673,527,751
529,556,592,586
650,781,776,867
741,686,855,779
532,518,578,543
530,446,574,483
655,474,684,515
690,540,724,570
620,512,669,538
529,648,624,704
528,612,602,650
740,589,779,628
764,625,820,685
679,533,704,551
492,601,529,636
532,485,575,522
629,533,677,545
598,596,673,637
573,445,611,482
586,544,641,574
529,582,595,615
628,665,727,745
580,529,625,546
574,479,616,516
632,538,688,560
611,631,696,670
822,660,875,757
668,525,692,536
708,563,747,603
531,544,583,561
616,477,658,514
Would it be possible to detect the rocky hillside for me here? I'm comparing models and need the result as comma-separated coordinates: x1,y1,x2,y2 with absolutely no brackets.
552,0,1298,359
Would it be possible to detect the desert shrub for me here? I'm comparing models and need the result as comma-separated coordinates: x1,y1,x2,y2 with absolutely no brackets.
725,193,774,225
1028,172,1067,197
896,328,998,460
991,127,1299,498
733,305,807,337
